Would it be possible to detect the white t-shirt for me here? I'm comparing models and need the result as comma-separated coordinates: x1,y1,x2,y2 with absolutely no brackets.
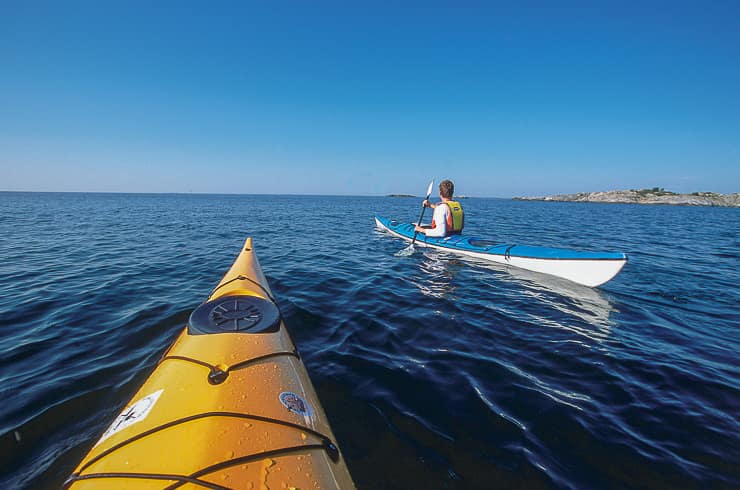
425,203,450,237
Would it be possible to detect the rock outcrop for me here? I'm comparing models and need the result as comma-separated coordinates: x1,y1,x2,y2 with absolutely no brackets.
515,189,740,207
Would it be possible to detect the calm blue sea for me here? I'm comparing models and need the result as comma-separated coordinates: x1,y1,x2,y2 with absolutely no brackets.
0,192,738,489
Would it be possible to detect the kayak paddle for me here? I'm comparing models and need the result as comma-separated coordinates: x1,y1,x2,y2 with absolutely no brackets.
396,180,434,256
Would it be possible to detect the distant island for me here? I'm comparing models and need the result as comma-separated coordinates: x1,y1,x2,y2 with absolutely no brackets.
515,188,740,207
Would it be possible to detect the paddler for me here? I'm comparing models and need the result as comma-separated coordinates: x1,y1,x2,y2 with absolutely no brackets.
414,179,464,237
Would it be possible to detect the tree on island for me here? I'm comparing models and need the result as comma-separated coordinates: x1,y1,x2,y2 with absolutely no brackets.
630,187,677,196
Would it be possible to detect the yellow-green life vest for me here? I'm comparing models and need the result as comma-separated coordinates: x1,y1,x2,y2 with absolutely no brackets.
432,200,465,235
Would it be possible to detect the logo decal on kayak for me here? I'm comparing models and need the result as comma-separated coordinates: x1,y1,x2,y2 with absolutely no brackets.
95,389,164,446
279,391,312,417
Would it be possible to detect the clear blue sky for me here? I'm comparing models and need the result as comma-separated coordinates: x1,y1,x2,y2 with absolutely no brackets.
2,1,738,196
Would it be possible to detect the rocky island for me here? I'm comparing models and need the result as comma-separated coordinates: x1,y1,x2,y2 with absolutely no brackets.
515,188,739,207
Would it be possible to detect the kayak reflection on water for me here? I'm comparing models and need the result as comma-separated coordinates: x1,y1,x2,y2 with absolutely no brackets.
412,246,615,341
412,251,463,301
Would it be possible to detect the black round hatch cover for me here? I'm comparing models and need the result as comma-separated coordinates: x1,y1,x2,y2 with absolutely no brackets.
188,295,280,335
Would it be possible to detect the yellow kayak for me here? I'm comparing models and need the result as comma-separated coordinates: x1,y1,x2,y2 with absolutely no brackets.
65,237,355,489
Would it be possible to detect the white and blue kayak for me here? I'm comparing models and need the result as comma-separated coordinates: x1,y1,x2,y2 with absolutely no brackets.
375,216,627,287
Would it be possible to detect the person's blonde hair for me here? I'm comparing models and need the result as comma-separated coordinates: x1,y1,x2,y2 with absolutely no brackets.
439,180,454,199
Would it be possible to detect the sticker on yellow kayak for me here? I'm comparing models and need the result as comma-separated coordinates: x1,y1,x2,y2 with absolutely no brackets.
95,389,164,446
279,391,312,417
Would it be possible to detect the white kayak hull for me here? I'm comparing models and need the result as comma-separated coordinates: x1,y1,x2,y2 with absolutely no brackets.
375,216,627,288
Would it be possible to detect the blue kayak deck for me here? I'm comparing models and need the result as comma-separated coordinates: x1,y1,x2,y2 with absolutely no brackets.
376,216,625,261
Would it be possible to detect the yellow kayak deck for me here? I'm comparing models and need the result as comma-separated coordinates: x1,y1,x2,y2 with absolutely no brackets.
65,238,354,489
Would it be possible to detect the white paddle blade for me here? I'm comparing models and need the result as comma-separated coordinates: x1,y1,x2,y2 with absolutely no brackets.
395,243,415,256
426,180,434,198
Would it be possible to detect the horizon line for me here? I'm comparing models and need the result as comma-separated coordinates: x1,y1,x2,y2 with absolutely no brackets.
0,189,511,199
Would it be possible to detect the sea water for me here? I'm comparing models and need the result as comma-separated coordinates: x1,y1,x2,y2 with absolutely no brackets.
0,192,737,488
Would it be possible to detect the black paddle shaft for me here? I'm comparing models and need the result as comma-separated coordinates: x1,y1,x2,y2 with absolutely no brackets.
411,191,433,245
